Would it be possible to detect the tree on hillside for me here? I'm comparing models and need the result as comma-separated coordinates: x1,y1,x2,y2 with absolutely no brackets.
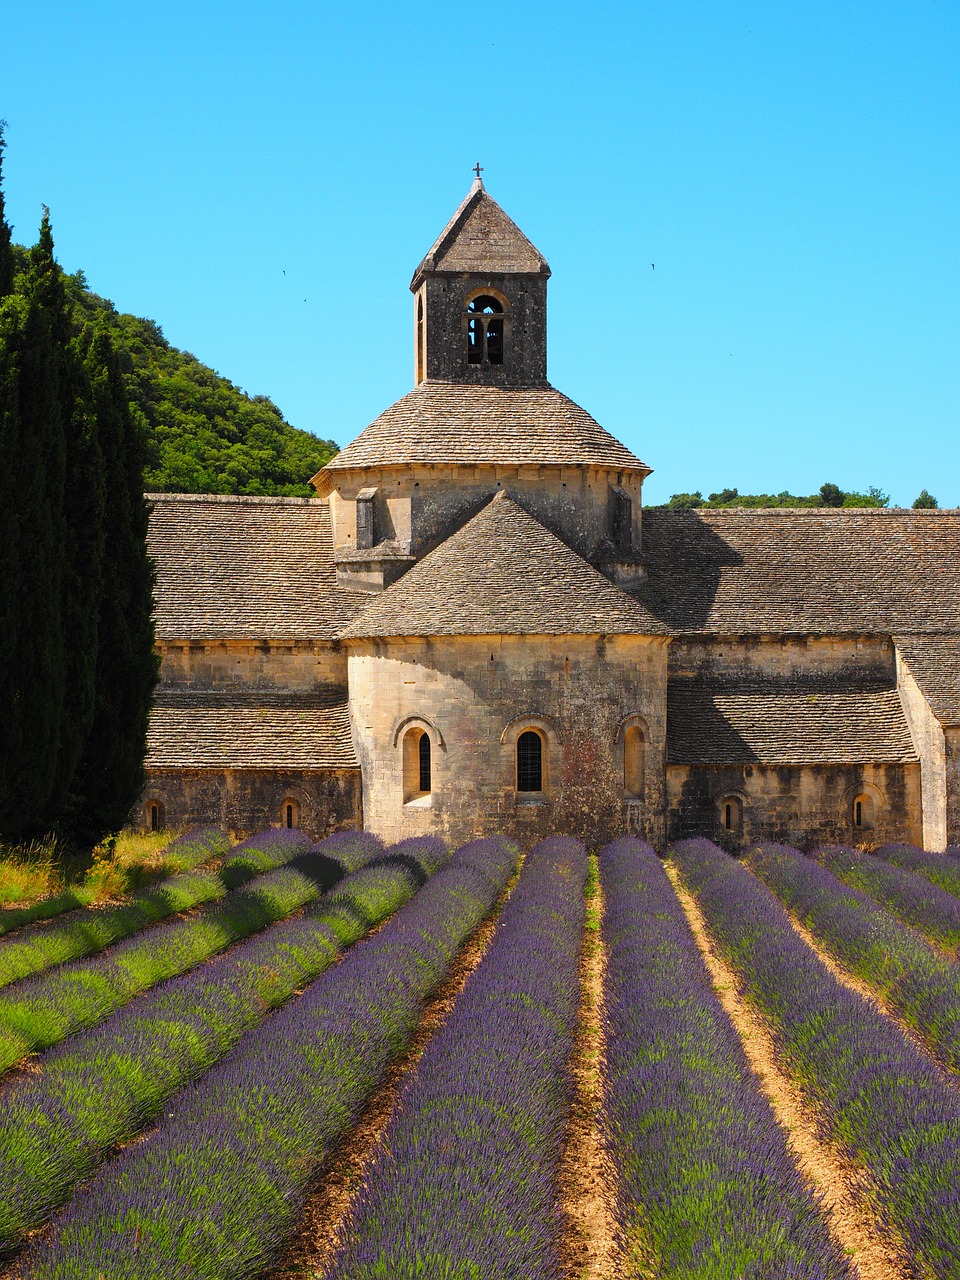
0,204,70,839
26,212,107,827
69,324,158,844
0,132,156,848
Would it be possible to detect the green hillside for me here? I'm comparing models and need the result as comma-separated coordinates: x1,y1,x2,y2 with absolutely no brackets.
12,245,338,496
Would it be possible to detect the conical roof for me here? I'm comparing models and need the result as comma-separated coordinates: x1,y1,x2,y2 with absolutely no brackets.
410,176,550,288
319,381,650,475
339,491,667,639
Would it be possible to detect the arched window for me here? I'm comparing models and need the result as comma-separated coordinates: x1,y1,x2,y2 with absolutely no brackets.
853,793,875,831
283,799,300,830
721,796,743,834
466,295,504,366
517,730,544,793
147,801,164,833
623,725,645,799
415,292,425,384
403,728,432,803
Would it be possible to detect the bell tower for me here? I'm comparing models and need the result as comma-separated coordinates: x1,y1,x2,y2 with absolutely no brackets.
410,169,551,388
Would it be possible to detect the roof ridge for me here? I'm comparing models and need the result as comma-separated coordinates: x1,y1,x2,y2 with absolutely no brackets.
650,505,960,516
146,492,328,508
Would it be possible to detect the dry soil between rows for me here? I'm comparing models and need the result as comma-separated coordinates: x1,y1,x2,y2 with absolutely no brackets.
556,867,621,1280
667,863,912,1280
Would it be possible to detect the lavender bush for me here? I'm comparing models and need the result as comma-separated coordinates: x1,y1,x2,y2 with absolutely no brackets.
0,835,403,1254
12,837,518,1279
600,837,850,1278
218,826,314,887
328,836,585,1280
148,825,231,873
0,865,226,988
813,844,960,956
673,837,960,1275
0,835,384,1071
746,843,960,1074
874,842,960,900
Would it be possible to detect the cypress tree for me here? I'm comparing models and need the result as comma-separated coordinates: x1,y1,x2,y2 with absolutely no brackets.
0,210,69,838
0,124,13,298
0,125,26,834
0,138,157,847
69,325,158,844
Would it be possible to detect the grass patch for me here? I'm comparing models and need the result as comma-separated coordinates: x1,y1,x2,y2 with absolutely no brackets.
0,827,227,938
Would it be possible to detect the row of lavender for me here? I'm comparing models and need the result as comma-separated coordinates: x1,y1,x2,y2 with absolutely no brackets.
746,843,960,1075
673,837,960,1275
0,833,358,1072
0,826,315,987
13,836,521,1279
0,831,431,1254
328,836,587,1279
599,838,850,1278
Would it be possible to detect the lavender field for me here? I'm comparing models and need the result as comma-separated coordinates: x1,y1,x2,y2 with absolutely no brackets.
0,828,958,1278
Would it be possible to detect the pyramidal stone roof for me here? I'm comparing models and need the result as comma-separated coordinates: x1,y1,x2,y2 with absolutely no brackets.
410,177,549,287
320,381,650,474
339,491,668,639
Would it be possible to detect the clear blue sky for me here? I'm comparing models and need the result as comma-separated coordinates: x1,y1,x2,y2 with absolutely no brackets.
4,1,958,505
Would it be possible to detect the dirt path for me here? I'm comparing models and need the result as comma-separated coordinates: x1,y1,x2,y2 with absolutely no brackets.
666,863,912,1280
267,878,516,1280
557,861,621,1280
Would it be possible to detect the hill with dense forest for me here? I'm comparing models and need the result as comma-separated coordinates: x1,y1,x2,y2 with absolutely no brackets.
11,245,338,496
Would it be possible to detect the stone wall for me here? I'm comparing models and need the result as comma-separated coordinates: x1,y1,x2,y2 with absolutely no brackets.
947,729,960,848
139,768,362,840
328,466,644,570
157,639,346,689
896,648,947,850
418,271,548,386
669,634,895,682
347,632,669,849
666,761,922,850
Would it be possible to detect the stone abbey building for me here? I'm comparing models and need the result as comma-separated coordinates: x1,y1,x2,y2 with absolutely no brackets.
142,177,960,851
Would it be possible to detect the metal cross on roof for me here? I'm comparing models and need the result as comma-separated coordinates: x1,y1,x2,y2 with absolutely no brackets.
473,162,484,180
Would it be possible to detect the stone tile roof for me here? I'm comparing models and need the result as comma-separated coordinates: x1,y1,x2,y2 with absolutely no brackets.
667,677,917,765
146,687,358,769
147,494,365,640
894,635,960,725
339,491,668,639
640,508,960,635
320,381,650,474
410,178,549,287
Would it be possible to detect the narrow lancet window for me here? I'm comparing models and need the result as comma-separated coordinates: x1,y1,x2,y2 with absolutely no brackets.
853,794,874,830
403,728,432,803
721,796,743,834
611,486,633,552
517,730,543,792
419,732,431,794
623,726,645,798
